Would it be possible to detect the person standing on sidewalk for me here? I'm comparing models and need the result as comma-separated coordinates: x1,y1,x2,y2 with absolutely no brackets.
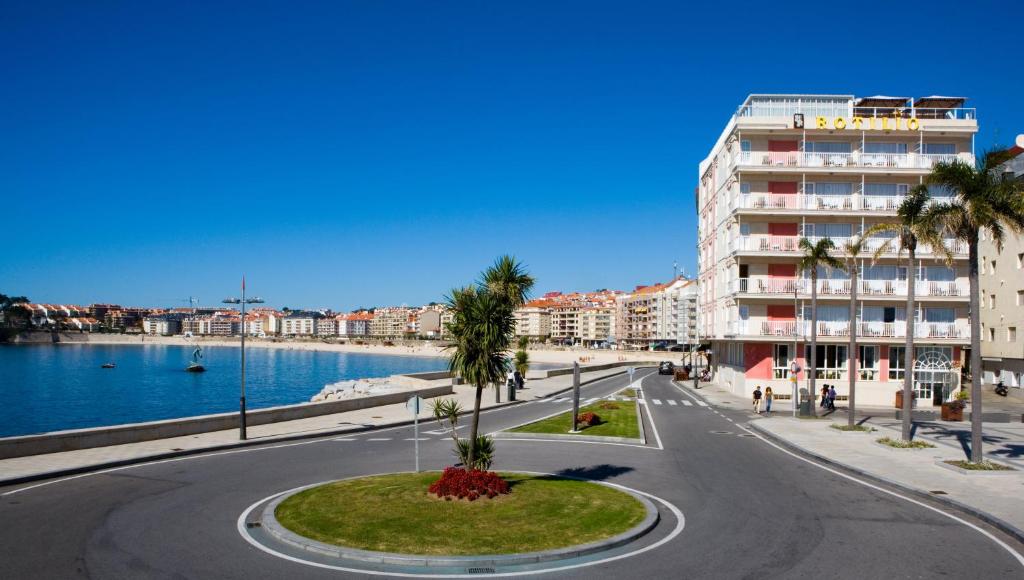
764,386,773,416
752,385,763,414
828,385,837,411
821,385,830,408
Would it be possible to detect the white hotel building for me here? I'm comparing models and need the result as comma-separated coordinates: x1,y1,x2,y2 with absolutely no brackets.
697,94,975,407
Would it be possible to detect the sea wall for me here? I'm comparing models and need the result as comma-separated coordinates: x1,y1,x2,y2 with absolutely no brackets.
0,383,452,459
4,330,91,344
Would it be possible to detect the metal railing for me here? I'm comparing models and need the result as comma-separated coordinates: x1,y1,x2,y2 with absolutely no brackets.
735,151,972,170
728,318,969,340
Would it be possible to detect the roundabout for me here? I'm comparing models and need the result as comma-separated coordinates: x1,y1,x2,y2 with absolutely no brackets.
239,471,683,577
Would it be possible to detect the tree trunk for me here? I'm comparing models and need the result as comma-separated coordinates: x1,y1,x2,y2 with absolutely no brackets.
809,273,818,416
902,245,916,441
848,263,858,428
969,234,983,462
467,384,483,470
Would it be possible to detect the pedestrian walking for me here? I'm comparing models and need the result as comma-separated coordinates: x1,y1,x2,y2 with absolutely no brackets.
752,385,763,414
764,386,773,416
828,385,837,411
820,385,829,408
513,370,525,390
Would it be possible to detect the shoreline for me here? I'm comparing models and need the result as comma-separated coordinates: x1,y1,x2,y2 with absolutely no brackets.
25,333,680,365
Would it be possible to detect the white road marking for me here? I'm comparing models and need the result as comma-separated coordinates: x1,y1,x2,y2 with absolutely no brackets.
366,438,392,442
584,398,598,404
333,438,357,441
681,400,693,406
652,399,662,405
696,401,709,407
552,397,567,403
739,422,1024,569
403,438,430,441
667,400,678,406
236,470,686,578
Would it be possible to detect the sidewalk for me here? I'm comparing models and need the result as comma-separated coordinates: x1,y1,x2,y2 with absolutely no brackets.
683,380,1024,543
0,367,631,486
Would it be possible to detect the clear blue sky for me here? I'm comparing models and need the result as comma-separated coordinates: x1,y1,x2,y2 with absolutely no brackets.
3,1,1021,310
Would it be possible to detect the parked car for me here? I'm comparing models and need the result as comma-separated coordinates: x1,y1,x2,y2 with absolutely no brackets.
658,361,675,375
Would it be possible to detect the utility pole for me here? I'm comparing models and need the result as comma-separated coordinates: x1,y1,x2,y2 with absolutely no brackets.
223,277,264,440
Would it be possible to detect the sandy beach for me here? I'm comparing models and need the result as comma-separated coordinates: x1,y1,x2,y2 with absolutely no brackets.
80,333,679,365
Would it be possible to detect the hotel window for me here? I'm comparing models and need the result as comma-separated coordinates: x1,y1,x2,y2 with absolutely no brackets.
1017,253,1023,269
804,344,847,380
773,344,790,379
859,345,879,381
1018,290,1023,306
1010,327,1018,342
991,294,996,310
864,183,909,196
803,222,852,241
889,346,906,380
741,140,751,153
991,260,997,275
927,184,957,201
740,182,751,195
990,328,996,342
922,143,956,155
805,141,852,153
864,142,908,154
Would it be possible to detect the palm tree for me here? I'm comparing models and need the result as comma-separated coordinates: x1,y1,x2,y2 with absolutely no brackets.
842,235,867,428
925,153,1024,463
445,256,534,469
797,238,844,416
514,350,530,377
867,186,949,442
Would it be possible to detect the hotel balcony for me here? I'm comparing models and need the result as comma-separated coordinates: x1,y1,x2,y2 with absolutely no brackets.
732,235,967,258
728,278,968,299
732,193,952,214
731,151,973,172
727,320,969,340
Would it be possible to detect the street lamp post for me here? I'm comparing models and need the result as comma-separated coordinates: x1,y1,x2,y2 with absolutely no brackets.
224,278,264,440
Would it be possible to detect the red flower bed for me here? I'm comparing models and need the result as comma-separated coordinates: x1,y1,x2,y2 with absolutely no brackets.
576,411,601,426
429,467,510,501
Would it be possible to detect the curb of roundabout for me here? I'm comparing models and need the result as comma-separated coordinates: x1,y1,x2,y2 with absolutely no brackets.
238,471,686,577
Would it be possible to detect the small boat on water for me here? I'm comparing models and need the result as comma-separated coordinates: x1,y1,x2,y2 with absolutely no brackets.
185,345,205,373
101,363,116,369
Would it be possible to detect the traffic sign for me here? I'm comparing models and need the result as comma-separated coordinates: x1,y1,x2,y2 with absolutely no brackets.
406,395,423,415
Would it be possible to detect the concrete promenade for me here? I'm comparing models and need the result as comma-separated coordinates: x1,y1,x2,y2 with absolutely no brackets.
682,379,1024,541
0,366,631,485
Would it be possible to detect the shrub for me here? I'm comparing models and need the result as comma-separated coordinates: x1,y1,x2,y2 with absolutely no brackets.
428,467,510,501
454,435,495,470
576,412,601,426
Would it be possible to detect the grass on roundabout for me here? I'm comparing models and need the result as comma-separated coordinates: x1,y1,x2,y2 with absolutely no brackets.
508,393,641,438
274,472,647,555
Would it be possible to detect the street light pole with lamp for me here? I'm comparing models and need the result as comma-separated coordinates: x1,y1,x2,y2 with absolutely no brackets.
223,277,264,440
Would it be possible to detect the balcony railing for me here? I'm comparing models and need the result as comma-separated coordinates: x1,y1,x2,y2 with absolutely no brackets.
736,193,960,213
731,278,967,298
729,319,969,339
734,151,970,170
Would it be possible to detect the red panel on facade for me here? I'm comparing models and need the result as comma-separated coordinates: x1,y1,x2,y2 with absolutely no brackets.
768,264,796,278
745,343,773,380
768,140,800,152
766,305,795,321
768,181,798,195
879,345,889,382
768,223,799,236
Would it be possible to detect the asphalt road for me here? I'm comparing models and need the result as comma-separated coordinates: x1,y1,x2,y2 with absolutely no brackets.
2,370,1022,579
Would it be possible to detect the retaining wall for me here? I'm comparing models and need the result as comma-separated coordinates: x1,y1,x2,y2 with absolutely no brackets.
0,384,452,459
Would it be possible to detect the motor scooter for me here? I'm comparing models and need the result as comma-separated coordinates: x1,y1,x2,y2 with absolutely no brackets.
995,381,1009,397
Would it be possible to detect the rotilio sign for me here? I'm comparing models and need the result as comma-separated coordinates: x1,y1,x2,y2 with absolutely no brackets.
815,116,920,131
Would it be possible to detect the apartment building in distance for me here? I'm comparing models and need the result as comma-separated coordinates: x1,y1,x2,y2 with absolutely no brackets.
370,307,413,338
281,311,322,336
514,299,554,340
615,278,694,349
698,94,976,407
980,135,1024,391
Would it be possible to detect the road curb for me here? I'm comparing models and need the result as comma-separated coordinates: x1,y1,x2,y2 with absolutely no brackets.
493,431,644,445
747,421,1024,546
256,473,660,568
0,369,637,489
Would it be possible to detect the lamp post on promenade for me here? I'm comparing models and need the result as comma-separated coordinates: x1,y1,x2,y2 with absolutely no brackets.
223,277,264,441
